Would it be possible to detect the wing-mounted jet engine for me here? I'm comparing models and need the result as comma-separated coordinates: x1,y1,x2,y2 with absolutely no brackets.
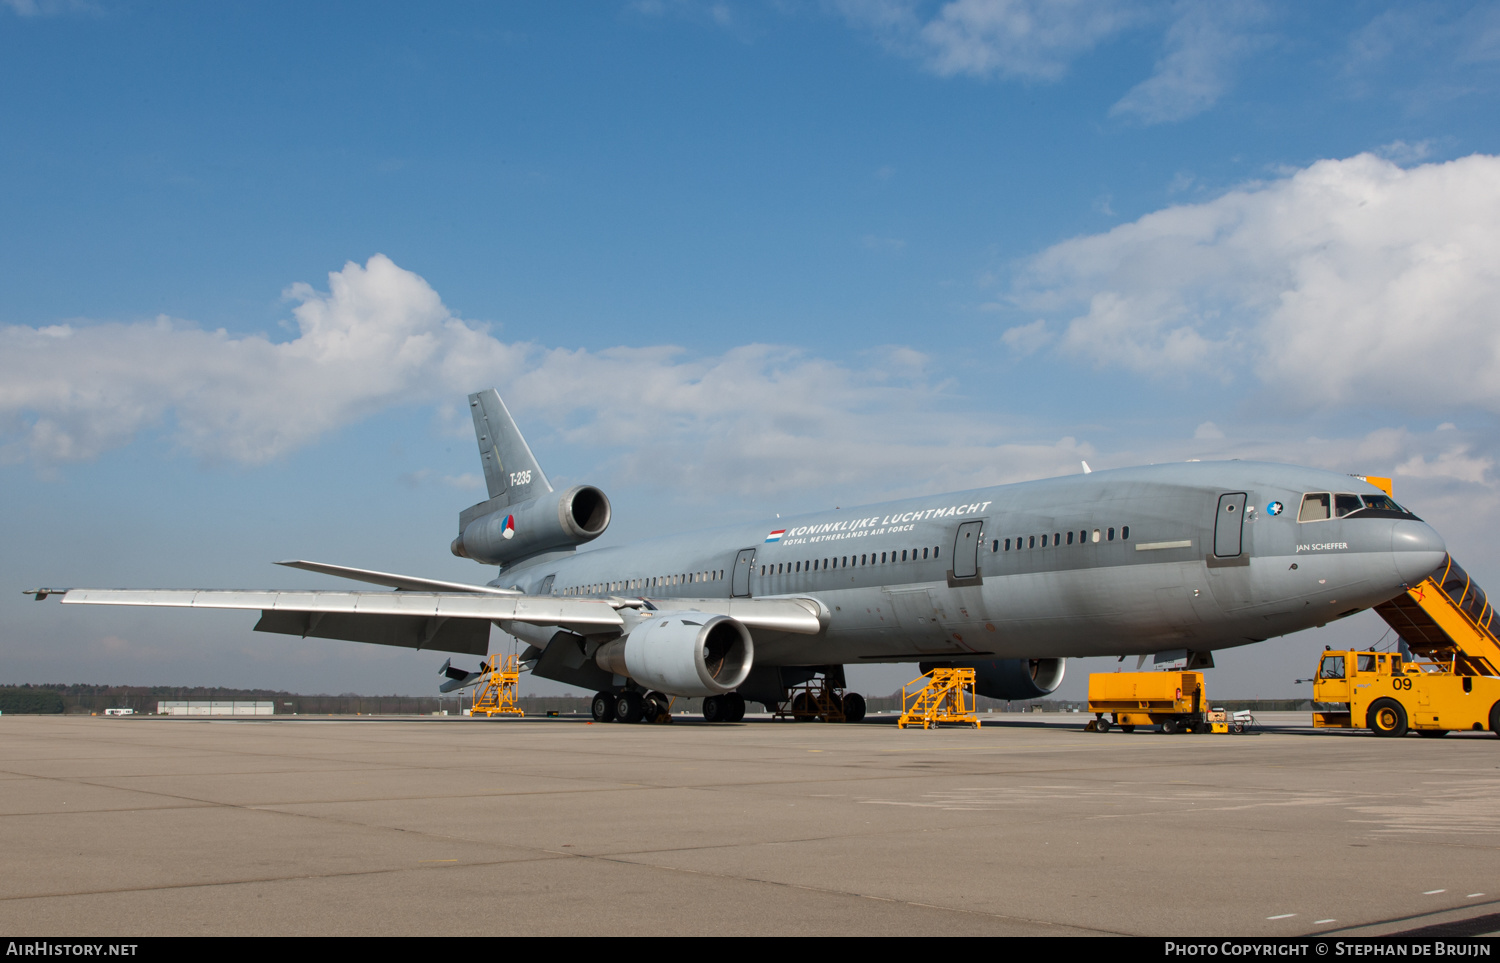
448,389,611,568
921,658,1066,701
592,611,754,698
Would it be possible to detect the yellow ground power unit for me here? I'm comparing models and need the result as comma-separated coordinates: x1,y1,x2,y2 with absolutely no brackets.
1086,671,1213,734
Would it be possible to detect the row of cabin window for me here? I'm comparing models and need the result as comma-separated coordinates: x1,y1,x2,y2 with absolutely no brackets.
761,546,941,577
992,527,1129,552
564,570,724,597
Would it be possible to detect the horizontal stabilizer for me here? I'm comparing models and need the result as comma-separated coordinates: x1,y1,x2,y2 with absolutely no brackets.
275,560,520,595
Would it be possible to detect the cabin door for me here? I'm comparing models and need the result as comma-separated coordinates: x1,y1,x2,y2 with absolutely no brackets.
952,520,985,580
1214,492,1247,558
731,548,756,598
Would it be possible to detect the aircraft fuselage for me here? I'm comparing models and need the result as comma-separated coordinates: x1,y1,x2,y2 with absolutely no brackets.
503,461,1446,667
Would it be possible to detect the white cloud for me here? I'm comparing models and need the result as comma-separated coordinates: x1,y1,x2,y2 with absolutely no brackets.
1377,139,1434,165
838,0,1262,123
836,0,1142,81
0,255,519,465
1000,319,1051,355
1015,152,1500,414
0,254,1091,498
1110,2,1269,124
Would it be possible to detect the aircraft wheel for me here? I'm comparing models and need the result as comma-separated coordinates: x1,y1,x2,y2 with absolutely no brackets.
1417,729,1450,738
1368,698,1408,737
723,692,746,722
640,692,664,723
1120,724,1136,733
841,692,866,723
792,692,815,721
591,691,616,723
702,695,724,723
615,691,645,724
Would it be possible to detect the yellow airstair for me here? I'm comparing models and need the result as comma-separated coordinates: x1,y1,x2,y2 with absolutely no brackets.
1312,555,1500,736
1375,556,1500,677
897,666,981,729
469,655,524,718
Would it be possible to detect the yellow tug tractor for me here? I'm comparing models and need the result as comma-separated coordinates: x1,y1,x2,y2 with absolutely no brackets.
1314,556,1500,737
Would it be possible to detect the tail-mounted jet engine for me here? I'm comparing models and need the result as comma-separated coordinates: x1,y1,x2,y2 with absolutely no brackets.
451,485,611,567
593,614,754,698
920,657,1066,701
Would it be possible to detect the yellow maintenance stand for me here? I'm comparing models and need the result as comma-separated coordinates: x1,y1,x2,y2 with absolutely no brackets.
1316,556,1500,737
897,666,980,729
469,655,524,718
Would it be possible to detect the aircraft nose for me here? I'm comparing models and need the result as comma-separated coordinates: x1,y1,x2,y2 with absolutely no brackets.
1392,520,1447,585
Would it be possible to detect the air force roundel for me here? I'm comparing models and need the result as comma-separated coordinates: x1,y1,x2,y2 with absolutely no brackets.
1267,501,1284,516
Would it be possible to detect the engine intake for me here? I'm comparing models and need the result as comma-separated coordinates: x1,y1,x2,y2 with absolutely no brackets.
594,613,753,697
451,485,611,567
919,657,1066,701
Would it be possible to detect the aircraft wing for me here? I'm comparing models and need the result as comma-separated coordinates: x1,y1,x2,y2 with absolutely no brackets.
49,589,624,656
28,588,825,657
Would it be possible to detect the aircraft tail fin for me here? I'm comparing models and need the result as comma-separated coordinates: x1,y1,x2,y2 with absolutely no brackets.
467,389,553,506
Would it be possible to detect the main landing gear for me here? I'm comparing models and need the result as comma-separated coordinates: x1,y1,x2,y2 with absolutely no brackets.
701,693,746,722
592,689,672,724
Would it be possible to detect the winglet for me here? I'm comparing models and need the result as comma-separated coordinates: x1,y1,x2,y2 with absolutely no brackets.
1081,461,1092,474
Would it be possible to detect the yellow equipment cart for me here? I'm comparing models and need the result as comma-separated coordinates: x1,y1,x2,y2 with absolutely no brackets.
1087,671,1211,734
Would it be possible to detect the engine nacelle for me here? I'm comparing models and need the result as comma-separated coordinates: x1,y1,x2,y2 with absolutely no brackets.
451,485,611,567
919,657,1066,701
594,613,754,697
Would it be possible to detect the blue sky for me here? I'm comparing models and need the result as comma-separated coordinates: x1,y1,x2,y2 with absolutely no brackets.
5,1,1500,700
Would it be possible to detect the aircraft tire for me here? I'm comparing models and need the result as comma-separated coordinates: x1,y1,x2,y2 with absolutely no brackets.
723,692,746,722
702,695,724,723
1368,698,1408,738
591,691,616,723
792,692,815,721
616,691,645,724
641,693,662,723
841,692,866,723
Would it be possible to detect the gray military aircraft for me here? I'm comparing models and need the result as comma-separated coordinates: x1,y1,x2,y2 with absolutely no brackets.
28,389,1448,724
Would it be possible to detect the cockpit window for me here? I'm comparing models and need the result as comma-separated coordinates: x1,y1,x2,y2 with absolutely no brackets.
1300,491,1415,522
1334,494,1363,517
1299,493,1331,522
